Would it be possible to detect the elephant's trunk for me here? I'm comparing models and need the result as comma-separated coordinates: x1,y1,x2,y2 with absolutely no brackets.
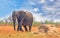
12,17,16,30
12,11,16,30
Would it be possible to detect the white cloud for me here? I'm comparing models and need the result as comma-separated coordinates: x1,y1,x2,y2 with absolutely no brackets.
42,0,60,20
29,0,46,5
30,0,60,22
33,8,39,12
33,14,42,22
29,0,60,22
53,19,60,22
43,6,56,13
39,0,46,4
44,7,54,11
49,0,54,2
29,2,36,5
33,13,51,22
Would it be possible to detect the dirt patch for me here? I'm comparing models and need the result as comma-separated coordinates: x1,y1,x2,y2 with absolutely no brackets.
0,25,38,34
37,24,60,34
0,24,60,38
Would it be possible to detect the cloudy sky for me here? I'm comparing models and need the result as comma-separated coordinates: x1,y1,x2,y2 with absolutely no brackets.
0,0,60,22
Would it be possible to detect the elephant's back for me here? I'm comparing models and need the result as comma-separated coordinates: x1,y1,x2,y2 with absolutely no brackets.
23,11,33,25
25,11,33,18
25,11,33,21
23,11,33,26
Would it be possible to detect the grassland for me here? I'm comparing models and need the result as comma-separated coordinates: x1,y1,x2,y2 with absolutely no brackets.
0,21,60,38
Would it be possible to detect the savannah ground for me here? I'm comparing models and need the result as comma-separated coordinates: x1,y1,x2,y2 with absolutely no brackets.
0,22,60,38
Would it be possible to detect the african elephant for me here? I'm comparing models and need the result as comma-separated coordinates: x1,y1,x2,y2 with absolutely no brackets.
12,10,33,31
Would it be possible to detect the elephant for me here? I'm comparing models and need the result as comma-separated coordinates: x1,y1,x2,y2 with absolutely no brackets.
12,10,33,31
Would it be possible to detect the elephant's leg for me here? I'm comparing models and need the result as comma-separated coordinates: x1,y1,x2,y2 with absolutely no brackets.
17,21,20,31
23,25,28,31
29,26,32,32
17,21,23,31
17,17,24,31
17,22,20,31
29,23,32,31
13,21,16,30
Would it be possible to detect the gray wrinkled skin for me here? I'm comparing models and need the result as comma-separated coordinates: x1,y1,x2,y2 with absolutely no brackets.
12,10,33,31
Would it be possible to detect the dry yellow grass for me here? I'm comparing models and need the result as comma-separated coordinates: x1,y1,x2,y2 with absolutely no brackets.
0,24,60,38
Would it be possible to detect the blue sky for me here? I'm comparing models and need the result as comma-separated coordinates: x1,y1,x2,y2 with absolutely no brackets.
0,0,60,22
0,0,32,18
